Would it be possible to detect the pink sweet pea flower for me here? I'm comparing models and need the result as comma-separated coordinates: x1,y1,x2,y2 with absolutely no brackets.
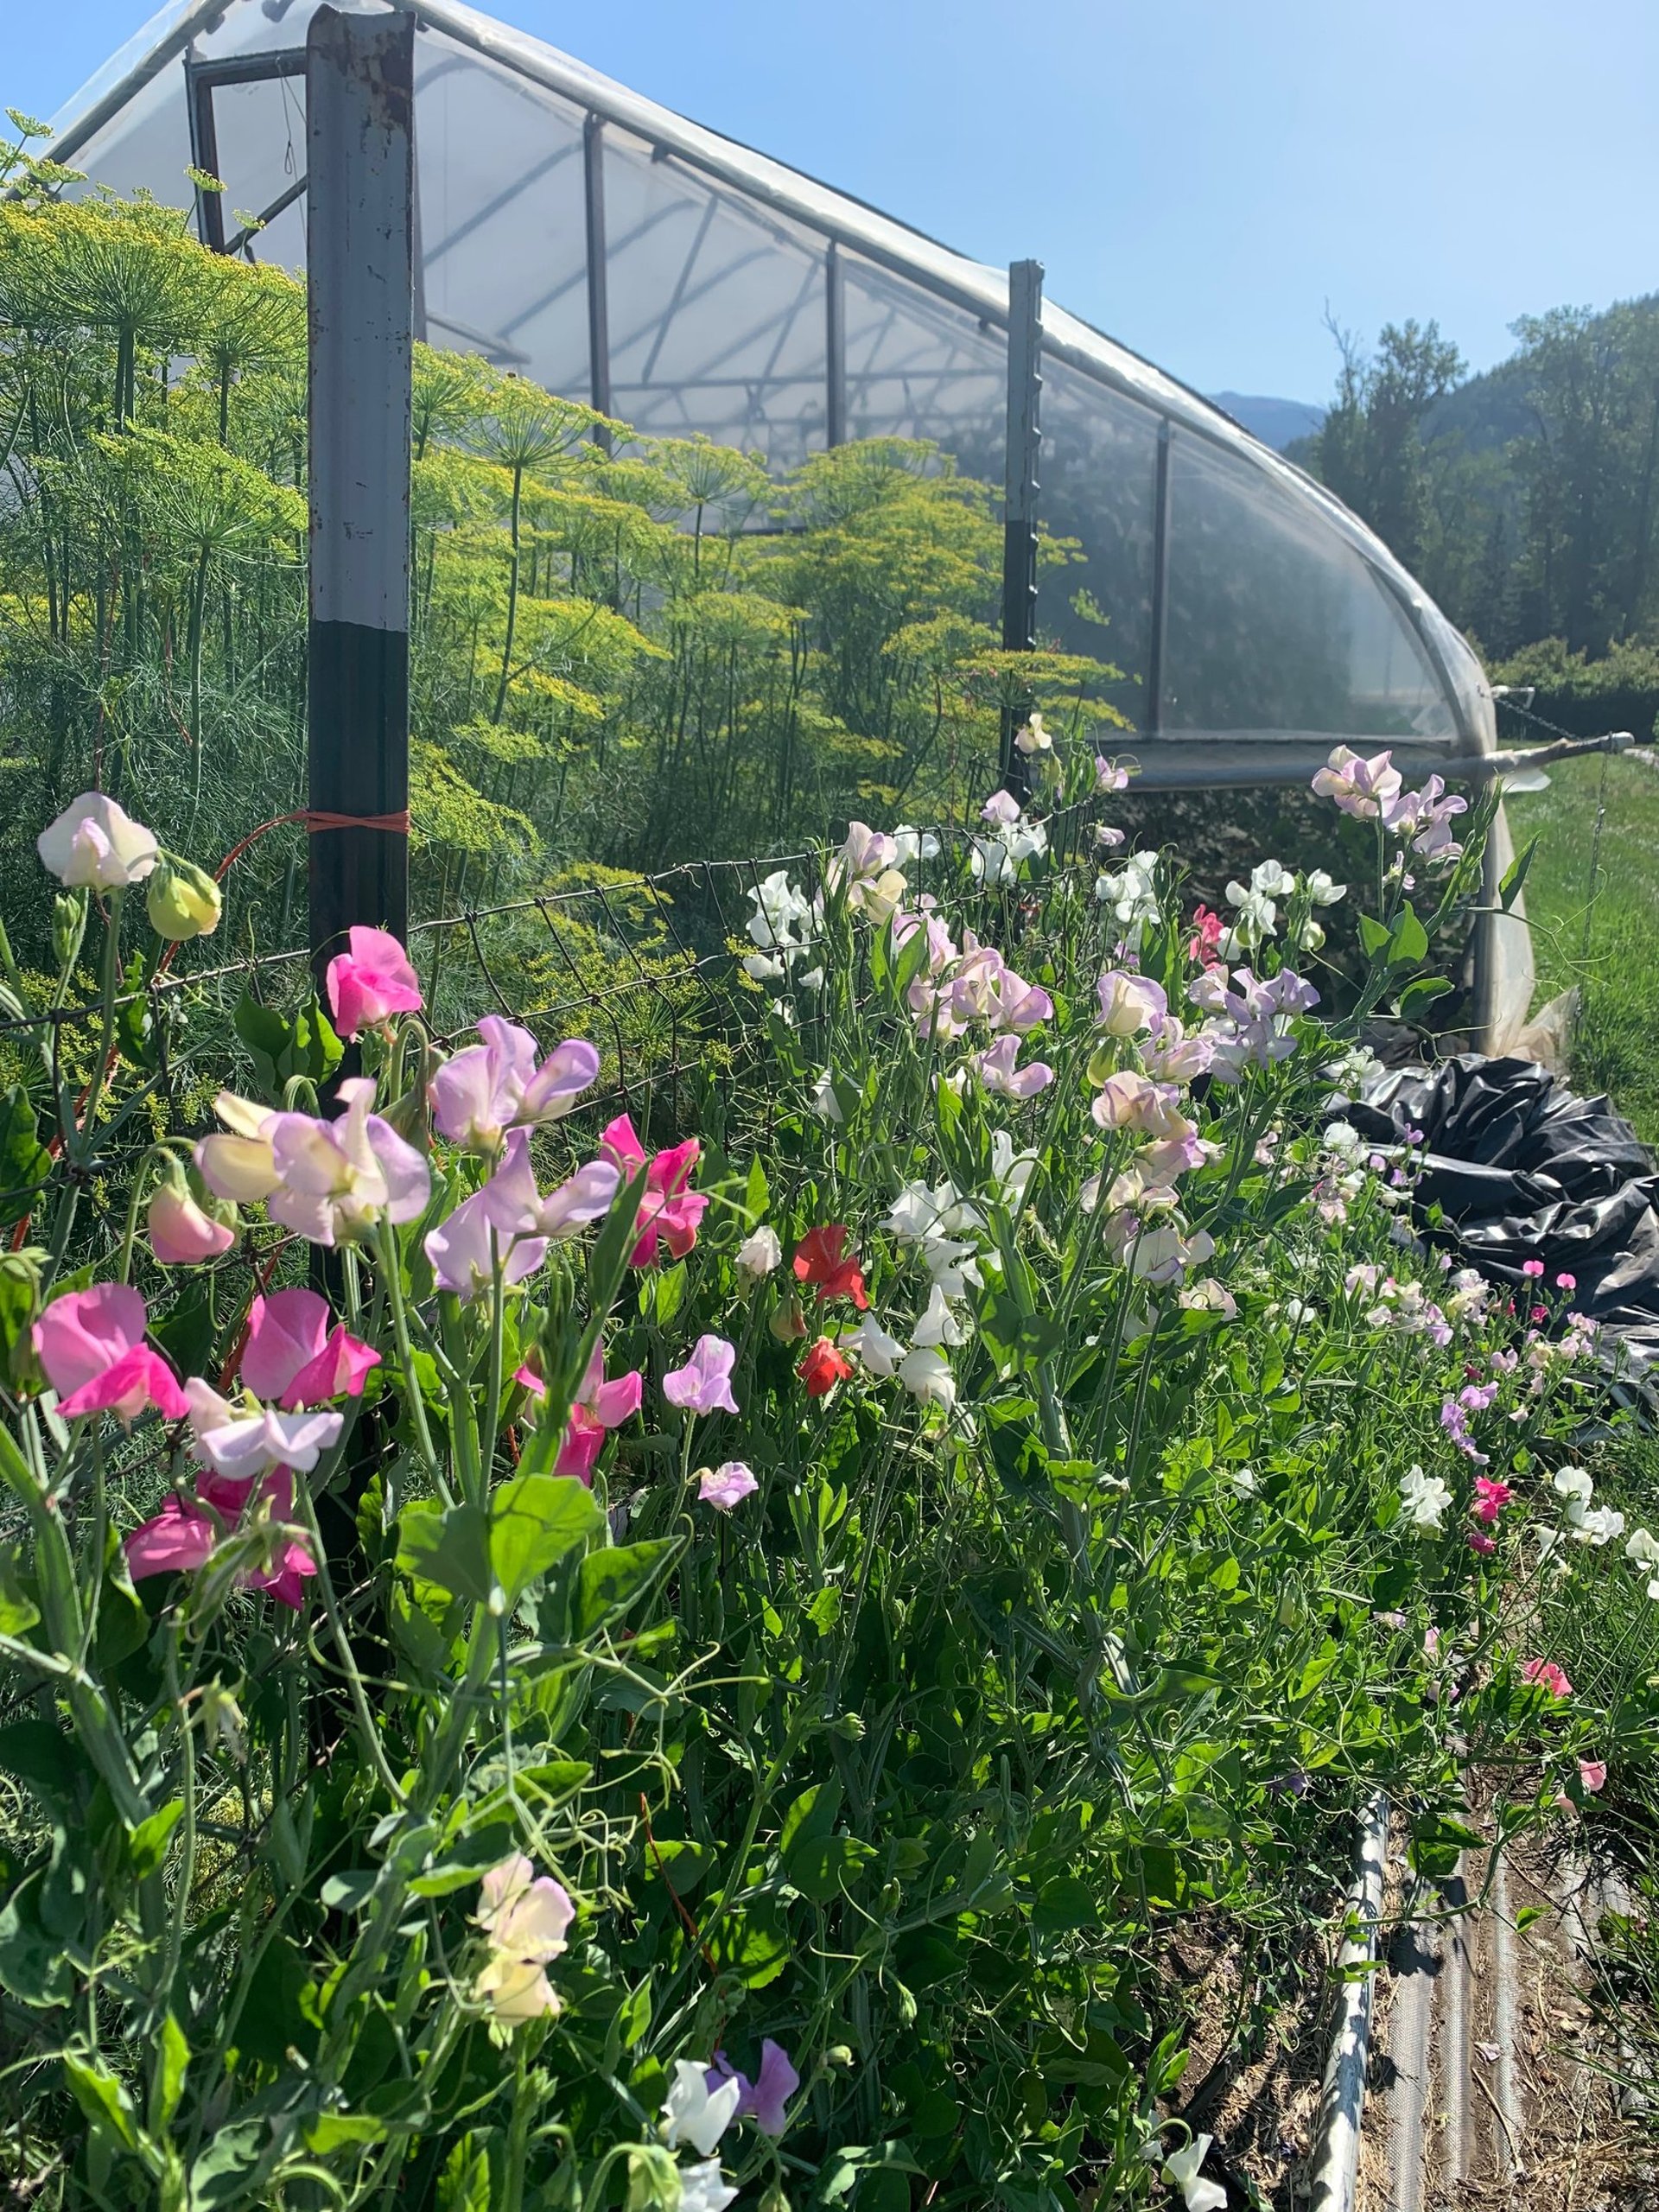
664,1335,739,1417
1578,1758,1607,1794
1468,1530,1497,1556
1521,1258,1545,1280
517,1344,644,1483
707,2039,800,2135
148,1181,236,1266
264,1077,429,1247
126,1465,316,1610
325,925,423,1039
1311,746,1402,820
239,1287,380,1408
429,1020,601,1153
32,1285,189,1426
699,1461,760,1511
970,1035,1053,1098
600,1116,709,1266
425,1187,548,1301
1472,1477,1514,1526
1522,1657,1573,1699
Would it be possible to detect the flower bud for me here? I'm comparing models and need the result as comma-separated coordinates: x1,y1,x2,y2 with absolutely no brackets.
52,890,89,969
148,1163,238,1265
770,1293,809,1342
147,855,222,943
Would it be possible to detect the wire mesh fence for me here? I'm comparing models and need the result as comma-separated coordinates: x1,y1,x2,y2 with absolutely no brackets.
0,798,1108,1234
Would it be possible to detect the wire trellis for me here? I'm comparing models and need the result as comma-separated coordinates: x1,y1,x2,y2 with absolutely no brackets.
0,798,1106,1227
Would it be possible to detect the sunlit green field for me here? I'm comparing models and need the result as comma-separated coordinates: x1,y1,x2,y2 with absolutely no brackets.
1507,753,1659,1146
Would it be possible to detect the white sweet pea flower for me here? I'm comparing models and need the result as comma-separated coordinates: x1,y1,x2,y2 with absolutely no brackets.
1304,868,1346,906
897,1345,957,1411
1162,2134,1227,2212
37,793,160,890
678,2163,740,2212
912,1281,969,1350
662,2062,740,2157
1626,1526,1659,1599
1567,1500,1625,1547
840,1314,905,1377
1553,1465,1594,1506
1399,1465,1452,1531
892,823,940,866
734,1226,783,1281
810,1071,844,1124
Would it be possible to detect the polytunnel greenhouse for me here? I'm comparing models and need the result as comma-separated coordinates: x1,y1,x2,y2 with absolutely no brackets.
51,0,1499,781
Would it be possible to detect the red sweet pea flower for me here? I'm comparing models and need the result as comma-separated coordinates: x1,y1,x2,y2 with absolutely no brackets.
799,1336,853,1397
792,1226,869,1310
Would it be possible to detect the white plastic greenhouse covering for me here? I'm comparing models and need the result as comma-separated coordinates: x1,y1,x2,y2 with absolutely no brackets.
47,0,1498,771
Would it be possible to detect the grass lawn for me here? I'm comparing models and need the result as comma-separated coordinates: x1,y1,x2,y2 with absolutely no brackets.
1505,753,1659,1145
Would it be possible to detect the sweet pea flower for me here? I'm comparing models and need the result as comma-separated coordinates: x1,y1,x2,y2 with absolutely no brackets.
707,2041,800,2137
839,1314,905,1377
663,2063,741,2157
184,1378,343,1481
126,1465,316,1609
734,1225,783,1281
194,1090,282,1205
1522,1658,1573,1698
664,1335,739,1417
1162,2134,1227,2212
240,1287,380,1408
514,1344,643,1483
474,1853,575,2026
324,925,423,1039
1579,1758,1608,1794
600,1116,709,1265
679,2164,739,2212
1096,969,1166,1037
699,1462,760,1511
800,1337,853,1397
477,1131,620,1252
1472,1477,1514,1526
262,1078,429,1247
897,1344,957,1411
427,1188,547,1301
429,1020,600,1152
792,1225,869,1309
1521,1257,1546,1281
1091,1071,1192,1140
980,790,1021,828
1311,745,1402,821
148,1178,236,1266
971,1034,1054,1097
1399,1465,1452,1531
32,1285,190,1426
37,793,159,889
147,855,222,943
1014,711,1053,755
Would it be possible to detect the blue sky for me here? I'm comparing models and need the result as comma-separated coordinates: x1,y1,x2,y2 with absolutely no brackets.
14,0,1659,403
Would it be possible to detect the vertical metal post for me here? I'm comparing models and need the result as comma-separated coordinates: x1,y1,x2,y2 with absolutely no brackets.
184,60,226,252
1147,420,1173,735
1000,257,1043,797
583,113,613,449
306,7,413,999
825,238,847,448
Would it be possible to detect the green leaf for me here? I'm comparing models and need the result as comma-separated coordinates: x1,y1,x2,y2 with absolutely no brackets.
0,1088,50,1231
789,1832,875,1904
190,2121,266,2207
397,1501,493,1608
0,1871,73,2005
1389,904,1429,966
490,1475,603,1605
438,2133,497,2212
708,1897,791,1987
1357,912,1392,960
63,2054,141,2153
743,1155,770,1224
1500,835,1538,911
320,1869,380,1912
233,993,343,1098
1397,975,1453,1022
1032,1874,1098,1933
154,2012,188,2133
303,2111,387,2152
780,1780,842,1859
573,1538,679,1637
128,1799,183,1880
0,1543,39,1637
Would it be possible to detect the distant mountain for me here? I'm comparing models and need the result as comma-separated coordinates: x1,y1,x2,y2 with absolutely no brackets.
1208,391,1326,452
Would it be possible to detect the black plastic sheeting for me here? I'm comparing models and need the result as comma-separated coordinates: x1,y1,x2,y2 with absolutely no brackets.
1350,1054,1659,1381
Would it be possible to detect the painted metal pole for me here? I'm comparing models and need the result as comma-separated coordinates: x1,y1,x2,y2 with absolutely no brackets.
825,238,847,448
583,113,613,449
306,6,413,1001
999,258,1043,799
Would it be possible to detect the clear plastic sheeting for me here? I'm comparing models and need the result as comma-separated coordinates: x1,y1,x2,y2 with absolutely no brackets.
49,0,1496,756
1162,436,1459,742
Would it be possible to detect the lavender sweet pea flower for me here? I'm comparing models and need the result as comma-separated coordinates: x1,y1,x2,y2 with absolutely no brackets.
430,1021,600,1153
479,1130,620,1242
425,1187,548,1301
264,1077,429,1247
699,1461,760,1510
664,1335,739,1417
971,1035,1054,1098
184,1379,344,1480
708,2040,800,2137
1096,969,1166,1038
